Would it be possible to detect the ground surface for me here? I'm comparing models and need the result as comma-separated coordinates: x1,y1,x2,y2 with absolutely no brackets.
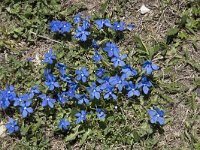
0,0,200,149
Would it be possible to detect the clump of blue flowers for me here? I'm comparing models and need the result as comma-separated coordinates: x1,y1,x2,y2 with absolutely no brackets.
0,13,164,138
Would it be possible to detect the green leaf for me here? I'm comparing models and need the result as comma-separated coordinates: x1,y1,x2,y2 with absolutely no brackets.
21,124,31,136
80,129,92,145
167,27,180,37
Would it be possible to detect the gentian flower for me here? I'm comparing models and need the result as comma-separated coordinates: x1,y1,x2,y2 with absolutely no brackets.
5,85,16,101
74,26,90,41
126,24,135,31
87,82,101,100
50,20,62,32
137,75,152,94
121,65,137,78
58,118,70,130
13,94,29,107
73,13,81,24
20,101,33,118
126,81,140,97
57,93,68,105
29,85,40,99
0,97,10,109
39,94,56,108
68,81,78,90
92,51,102,63
103,42,119,57
75,67,89,82
95,19,111,29
92,40,99,49
44,70,60,91
5,118,19,134
142,60,159,75
65,88,76,99
97,76,110,90
43,49,56,64
82,19,90,29
75,93,89,105
75,110,87,124
44,68,51,76
60,21,72,33
109,75,127,91
112,21,125,31
56,63,67,76
103,85,117,100
65,82,78,99
96,108,106,119
60,74,72,83
111,54,127,68
0,90,10,109
148,107,165,125
96,67,107,77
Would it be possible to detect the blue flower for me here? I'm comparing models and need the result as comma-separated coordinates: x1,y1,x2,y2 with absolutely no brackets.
126,81,140,97
57,93,68,105
65,88,76,99
96,108,106,119
0,97,10,109
103,42,120,57
39,94,56,108
126,24,135,31
0,90,10,109
121,65,137,78
75,93,89,105
92,40,99,49
87,82,101,100
44,69,60,91
43,49,56,64
73,13,81,25
148,107,165,125
5,85,16,101
137,75,152,94
109,75,127,91
97,76,110,90
82,19,90,29
95,19,111,29
50,20,62,32
56,63,67,76
96,67,107,77
111,54,127,68
112,21,125,31
103,85,117,100
92,51,102,63
0,85,16,109
29,85,40,99
60,74,72,83
68,81,79,90
65,82,78,99
75,110,87,124
60,21,72,33
58,118,70,130
20,101,33,118
142,60,159,75
75,67,89,82
13,94,29,107
5,118,19,134
74,26,90,41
